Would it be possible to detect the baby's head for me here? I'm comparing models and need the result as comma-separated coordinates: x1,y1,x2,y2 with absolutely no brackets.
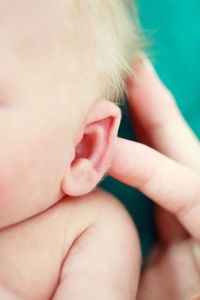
0,0,141,228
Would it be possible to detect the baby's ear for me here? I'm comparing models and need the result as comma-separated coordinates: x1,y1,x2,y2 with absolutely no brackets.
62,100,121,196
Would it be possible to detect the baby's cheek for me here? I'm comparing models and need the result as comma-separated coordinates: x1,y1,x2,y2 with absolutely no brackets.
0,149,33,226
0,135,69,229
0,149,23,198
0,181,8,206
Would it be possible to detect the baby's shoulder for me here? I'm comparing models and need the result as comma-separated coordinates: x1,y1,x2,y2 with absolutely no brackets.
0,188,127,300
56,187,126,233
0,188,125,257
1,188,122,250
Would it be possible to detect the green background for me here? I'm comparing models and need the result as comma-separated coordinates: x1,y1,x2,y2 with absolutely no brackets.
100,0,200,258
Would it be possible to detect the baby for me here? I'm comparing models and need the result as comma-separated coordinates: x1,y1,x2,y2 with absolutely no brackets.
0,0,142,299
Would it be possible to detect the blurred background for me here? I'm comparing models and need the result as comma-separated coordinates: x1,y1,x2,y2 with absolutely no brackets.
100,0,200,259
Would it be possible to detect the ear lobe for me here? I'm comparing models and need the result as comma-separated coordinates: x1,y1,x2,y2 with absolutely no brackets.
62,100,121,196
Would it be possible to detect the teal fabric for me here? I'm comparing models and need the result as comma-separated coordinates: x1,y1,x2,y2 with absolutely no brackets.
137,0,200,136
100,1,200,258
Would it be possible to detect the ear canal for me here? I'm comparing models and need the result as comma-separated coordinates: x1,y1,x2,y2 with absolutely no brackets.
75,130,97,160
72,117,113,171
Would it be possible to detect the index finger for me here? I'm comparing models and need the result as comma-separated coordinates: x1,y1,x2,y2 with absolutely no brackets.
127,58,200,172
108,138,200,241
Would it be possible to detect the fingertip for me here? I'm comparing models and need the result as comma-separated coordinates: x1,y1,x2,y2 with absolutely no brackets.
130,53,156,81
127,54,159,100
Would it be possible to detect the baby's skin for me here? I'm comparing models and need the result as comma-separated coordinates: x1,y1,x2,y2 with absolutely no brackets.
0,1,140,299
0,189,140,300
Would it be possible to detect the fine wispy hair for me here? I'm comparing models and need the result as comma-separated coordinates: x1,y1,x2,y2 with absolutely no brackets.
61,0,145,104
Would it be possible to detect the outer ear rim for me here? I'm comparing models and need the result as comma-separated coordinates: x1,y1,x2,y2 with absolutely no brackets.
61,100,121,197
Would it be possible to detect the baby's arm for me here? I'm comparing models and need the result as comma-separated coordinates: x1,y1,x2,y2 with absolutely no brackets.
53,189,141,300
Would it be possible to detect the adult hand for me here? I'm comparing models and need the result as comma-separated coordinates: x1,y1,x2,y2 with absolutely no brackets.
108,58,200,299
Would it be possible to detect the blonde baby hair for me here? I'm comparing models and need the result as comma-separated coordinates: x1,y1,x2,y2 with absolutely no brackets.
60,0,143,104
